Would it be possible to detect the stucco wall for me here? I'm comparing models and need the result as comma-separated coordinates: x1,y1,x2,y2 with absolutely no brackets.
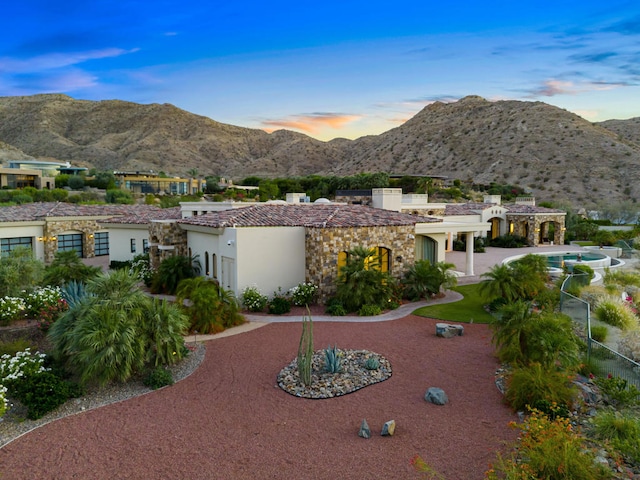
235,227,306,297
107,226,150,263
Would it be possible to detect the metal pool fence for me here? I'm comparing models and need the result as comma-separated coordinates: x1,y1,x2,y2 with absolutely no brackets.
560,274,640,390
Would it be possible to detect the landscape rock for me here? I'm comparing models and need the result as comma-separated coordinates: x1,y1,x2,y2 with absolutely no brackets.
425,387,448,405
435,323,464,338
358,419,371,439
381,420,396,436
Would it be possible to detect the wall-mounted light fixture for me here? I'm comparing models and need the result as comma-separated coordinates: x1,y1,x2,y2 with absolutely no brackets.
88,234,94,239
37,236,57,242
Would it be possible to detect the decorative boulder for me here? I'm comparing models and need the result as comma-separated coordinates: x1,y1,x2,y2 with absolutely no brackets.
435,323,464,338
358,419,371,439
425,387,449,405
381,420,396,436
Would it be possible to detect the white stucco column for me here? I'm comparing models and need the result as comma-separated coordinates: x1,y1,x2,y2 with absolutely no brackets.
465,231,475,276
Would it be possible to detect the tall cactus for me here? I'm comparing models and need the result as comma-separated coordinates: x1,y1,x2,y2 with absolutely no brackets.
297,309,314,386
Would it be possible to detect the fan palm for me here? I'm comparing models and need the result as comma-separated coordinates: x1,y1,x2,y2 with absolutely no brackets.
335,246,393,312
479,264,522,303
145,298,189,366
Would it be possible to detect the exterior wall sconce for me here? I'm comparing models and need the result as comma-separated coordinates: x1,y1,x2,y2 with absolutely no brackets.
88,234,94,239
37,236,57,242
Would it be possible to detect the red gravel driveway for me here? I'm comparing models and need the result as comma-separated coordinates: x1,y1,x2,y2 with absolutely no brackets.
0,316,516,479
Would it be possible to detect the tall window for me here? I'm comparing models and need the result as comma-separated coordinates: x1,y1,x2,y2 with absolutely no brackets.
94,232,109,256
212,253,218,279
143,239,149,253
58,234,83,257
205,251,210,276
130,239,136,253
1,237,32,257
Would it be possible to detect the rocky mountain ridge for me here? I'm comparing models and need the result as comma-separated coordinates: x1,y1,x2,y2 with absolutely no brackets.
0,93,638,207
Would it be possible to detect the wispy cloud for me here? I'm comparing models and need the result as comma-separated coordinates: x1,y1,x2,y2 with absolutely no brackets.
261,112,361,133
568,51,618,63
528,79,627,97
0,48,139,74
605,14,640,35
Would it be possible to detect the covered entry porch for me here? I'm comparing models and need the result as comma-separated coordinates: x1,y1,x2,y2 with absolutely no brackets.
415,219,490,277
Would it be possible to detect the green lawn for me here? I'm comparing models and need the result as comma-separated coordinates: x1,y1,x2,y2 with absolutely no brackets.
412,283,495,324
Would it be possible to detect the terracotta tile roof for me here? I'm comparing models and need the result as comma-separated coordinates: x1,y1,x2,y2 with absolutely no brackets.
100,207,182,224
503,204,565,214
0,203,168,222
444,202,564,215
179,204,441,228
444,203,494,216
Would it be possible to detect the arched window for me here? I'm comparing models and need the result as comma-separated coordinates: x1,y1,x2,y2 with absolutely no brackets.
212,253,218,279
205,251,210,276
337,251,348,276
377,247,390,273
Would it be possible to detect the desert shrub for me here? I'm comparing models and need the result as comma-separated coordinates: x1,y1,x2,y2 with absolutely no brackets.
594,374,640,406
590,325,609,343
605,270,640,289
325,301,347,316
488,234,528,248
143,366,174,390
267,289,291,315
579,285,609,309
592,409,640,464
145,298,189,367
486,409,610,480
67,175,85,190
241,285,268,312
618,330,640,362
0,339,35,357
595,298,637,329
358,304,381,316
289,282,318,306
23,286,63,318
0,247,43,297
505,363,577,413
571,263,594,281
8,370,82,420
105,188,134,204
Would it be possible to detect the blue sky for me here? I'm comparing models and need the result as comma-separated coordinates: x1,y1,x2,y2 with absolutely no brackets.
2,1,640,140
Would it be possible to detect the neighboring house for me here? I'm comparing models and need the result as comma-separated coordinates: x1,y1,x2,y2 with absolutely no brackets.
113,171,205,195
0,203,168,263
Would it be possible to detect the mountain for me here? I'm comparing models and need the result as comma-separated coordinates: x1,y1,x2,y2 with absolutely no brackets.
0,93,639,207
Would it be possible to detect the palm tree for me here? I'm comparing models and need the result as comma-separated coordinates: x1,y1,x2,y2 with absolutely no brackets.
402,260,457,300
490,300,534,365
144,298,190,367
42,250,101,287
479,264,522,303
335,246,393,312
49,270,151,385
176,277,243,334
151,254,201,294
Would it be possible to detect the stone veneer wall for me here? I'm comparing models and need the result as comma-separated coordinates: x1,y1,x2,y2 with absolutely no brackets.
333,195,373,206
305,225,416,302
507,214,565,246
148,221,188,270
403,207,446,216
42,218,101,264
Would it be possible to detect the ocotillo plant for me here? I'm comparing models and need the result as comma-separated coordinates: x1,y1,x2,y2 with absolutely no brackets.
297,308,314,386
